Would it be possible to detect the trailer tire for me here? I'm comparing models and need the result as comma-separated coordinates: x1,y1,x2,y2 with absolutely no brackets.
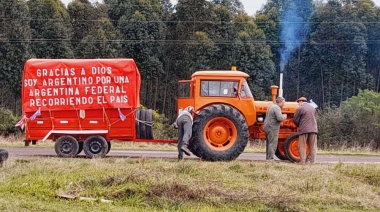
145,109,154,139
107,141,111,154
284,133,310,162
191,104,249,161
83,136,108,158
0,149,9,167
55,136,79,158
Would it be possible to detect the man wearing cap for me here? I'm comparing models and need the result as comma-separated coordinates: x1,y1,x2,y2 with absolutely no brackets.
293,97,318,164
264,96,286,161
172,106,194,161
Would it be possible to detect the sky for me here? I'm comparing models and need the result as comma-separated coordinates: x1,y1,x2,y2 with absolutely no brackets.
61,0,380,16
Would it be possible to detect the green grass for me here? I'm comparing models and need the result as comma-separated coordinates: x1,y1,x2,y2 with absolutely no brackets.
0,156,380,211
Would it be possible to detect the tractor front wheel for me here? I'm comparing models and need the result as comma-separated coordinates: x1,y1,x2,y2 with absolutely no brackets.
190,104,248,161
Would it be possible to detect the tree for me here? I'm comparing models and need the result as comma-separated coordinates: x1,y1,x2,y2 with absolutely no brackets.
228,13,275,99
354,0,380,92
106,0,170,113
67,0,99,56
28,0,74,58
0,0,33,112
297,0,373,106
75,18,122,58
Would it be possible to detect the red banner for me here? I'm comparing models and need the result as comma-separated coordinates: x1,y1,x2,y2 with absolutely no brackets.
22,59,141,112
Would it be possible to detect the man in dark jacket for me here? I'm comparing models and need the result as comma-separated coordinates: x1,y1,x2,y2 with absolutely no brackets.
293,97,318,164
264,96,286,160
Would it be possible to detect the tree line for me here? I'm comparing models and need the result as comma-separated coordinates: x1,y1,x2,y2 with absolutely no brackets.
0,0,379,149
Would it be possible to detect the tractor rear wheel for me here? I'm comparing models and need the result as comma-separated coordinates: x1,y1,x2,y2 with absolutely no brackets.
284,133,310,162
190,104,248,161
55,136,79,158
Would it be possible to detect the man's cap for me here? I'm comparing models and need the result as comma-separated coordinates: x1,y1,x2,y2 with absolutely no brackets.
297,97,307,103
276,96,285,103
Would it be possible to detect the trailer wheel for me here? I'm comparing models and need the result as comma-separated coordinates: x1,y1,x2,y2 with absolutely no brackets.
77,142,83,155
55,136,79,158
107,141,111,154
83,136,108,158
191,104,249,161
0,149,9,167
284,133,310,162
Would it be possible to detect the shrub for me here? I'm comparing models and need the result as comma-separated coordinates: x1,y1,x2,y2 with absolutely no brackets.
0,108,19,136
318,90,380,150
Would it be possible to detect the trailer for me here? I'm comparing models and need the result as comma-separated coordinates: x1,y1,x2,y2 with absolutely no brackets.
21,58,175,158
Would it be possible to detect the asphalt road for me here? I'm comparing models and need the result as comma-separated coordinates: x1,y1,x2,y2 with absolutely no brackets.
3,147,380,163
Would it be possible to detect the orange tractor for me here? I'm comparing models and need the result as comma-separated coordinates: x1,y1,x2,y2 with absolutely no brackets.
177,68,308,162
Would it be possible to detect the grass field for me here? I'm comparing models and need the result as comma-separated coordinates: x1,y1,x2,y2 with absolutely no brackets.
0,153,380,211
1,137,380,211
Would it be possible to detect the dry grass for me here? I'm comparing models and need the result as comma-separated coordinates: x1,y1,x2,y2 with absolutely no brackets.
0,156,380,211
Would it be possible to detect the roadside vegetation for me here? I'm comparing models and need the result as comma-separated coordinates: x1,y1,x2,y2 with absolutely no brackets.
3,89,380,153
0,156,379,211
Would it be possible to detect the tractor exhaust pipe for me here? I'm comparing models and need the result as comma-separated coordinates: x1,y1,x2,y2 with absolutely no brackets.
278,72,283,97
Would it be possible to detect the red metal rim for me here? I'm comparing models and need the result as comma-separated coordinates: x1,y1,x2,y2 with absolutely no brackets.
203,117,237,151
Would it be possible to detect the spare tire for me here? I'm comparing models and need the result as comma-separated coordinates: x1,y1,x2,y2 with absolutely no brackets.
145,109,154,139
139,109,147,139
136,109,154,139
190,104,249,161
135,110,141,139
